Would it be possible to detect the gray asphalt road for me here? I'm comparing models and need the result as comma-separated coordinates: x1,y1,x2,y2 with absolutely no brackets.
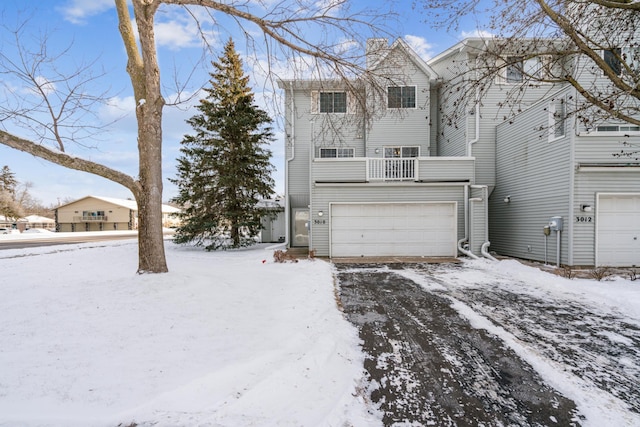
336,262,582,426
0,233,139,250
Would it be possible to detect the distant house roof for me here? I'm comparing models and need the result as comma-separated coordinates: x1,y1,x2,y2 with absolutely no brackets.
24,215,55,224
56,195,181,214
257,198,285,210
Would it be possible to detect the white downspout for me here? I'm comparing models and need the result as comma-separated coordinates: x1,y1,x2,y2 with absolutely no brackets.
458,184,479,259
283,82,296,248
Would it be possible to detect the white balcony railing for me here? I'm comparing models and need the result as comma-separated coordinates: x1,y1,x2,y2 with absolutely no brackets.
367,158,417,181
74,216,108,222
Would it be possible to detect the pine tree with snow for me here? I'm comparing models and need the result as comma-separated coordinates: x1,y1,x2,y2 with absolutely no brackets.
170,39,275,250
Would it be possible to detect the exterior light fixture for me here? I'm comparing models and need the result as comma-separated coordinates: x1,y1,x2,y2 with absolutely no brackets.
318,211,324,217
580,204,593,212
503,195,511,203
374,148,380,154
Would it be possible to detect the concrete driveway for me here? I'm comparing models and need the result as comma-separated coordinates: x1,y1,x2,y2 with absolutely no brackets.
334,261,640,426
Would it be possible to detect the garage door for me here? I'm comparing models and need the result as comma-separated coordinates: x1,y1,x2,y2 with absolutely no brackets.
597,194,640,267
330,202,457,257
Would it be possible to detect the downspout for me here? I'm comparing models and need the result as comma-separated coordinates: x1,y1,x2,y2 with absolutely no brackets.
458,184,479,259
471,184,497,261
308,119,314,251
283,82,295,248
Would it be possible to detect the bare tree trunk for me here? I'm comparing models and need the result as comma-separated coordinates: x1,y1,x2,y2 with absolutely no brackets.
116,0,167,273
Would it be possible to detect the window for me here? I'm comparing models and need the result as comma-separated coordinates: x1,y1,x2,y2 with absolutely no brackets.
603,47,640,76
596,125,640,133
548,97,566,141
387,86,416,108
319,92,347,113
505,56,524,83
604,48,622,75
319,147,355,158
384,146,419,158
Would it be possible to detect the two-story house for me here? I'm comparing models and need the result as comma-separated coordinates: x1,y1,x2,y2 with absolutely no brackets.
278,39,489,259
279,36,639,267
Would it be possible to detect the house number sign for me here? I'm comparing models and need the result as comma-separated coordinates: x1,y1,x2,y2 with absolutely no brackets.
313,219,327,225
575,216,593,223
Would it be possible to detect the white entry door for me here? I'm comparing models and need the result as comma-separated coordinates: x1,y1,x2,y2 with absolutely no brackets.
330,202,457,257
597,193,640,267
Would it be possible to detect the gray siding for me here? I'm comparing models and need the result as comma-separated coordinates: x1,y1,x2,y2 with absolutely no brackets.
571,134,640,264
366,49,433,157
310,184,467,257
491,93,573,264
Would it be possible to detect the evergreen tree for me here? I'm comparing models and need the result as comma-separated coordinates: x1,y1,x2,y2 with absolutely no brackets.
0,165,22,219
171,39,275,250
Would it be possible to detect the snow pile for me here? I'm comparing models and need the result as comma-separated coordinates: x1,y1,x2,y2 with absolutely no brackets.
0,241,380,426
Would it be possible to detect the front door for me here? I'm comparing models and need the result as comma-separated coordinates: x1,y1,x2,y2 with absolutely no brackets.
292,209,309,247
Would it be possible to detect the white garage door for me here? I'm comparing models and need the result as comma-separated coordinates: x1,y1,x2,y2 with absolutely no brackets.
597,194,640,267
330,202,457,257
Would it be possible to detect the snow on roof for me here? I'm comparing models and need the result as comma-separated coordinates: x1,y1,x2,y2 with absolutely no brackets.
57,195,181,214
24,215,55,223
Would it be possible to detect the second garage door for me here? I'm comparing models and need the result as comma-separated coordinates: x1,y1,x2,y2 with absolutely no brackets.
597,193,640,267
330,202,457,257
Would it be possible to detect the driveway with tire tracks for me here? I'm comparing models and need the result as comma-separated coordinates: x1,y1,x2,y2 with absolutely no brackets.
334,260,640,426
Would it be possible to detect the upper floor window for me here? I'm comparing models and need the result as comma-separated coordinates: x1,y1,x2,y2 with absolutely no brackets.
319,92,347,113
604,48,622,75
505,56,524,83
387,86,416,109
596,124,640,133
548,97,566,141
499,56,551,83
384,146,419,158
603,47,640,76
319,147,355,158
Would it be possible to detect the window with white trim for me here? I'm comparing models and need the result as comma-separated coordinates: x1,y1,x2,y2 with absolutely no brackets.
319,147,355,158
548,97,566,141
603,47,640,76
498,56,549,83
319,92,347,113
384,146,419,158
596,124,640,133
387,86,416,108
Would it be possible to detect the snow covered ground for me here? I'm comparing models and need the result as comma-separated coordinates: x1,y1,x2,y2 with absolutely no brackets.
1,238,639,426
0,239,379,426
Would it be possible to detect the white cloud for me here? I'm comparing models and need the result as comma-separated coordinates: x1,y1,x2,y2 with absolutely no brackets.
153,6,218,51
404,35,436,60
59,0,113,25
33,76,57,96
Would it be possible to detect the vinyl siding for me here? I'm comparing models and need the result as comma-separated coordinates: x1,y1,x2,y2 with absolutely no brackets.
310,184,466,256
491,94,573,264
571,133,640,264
366,50,432,156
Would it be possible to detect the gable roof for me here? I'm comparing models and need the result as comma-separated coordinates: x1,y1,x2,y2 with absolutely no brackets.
56,195,181,214
369,38,439,80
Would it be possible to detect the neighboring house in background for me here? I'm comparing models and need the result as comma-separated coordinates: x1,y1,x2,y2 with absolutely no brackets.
0,214,55,232
22,215,56,231
55,196,181,232
258,198,286,243
278,38,486,259
279,36,639,267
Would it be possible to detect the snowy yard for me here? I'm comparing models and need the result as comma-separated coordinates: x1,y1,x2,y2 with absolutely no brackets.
1,238,639,426
0,240,377,426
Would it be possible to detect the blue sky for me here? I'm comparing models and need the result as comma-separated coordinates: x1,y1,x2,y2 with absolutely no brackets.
0,0,485,206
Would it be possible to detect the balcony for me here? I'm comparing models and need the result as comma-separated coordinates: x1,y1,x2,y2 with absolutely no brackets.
74,215,108,222
312,157,475,183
